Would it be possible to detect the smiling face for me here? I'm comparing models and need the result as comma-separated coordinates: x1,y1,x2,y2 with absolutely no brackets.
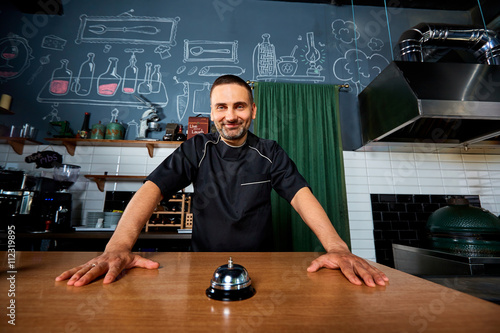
210,83,256,146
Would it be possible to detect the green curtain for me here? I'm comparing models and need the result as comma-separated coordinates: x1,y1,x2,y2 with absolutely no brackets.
254,82,350,252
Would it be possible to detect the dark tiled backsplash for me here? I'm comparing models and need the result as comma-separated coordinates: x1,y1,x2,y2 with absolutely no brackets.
371,194,481,268
104,191,136,212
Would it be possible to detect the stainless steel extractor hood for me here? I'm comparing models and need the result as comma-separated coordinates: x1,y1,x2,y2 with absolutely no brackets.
358,24,500,153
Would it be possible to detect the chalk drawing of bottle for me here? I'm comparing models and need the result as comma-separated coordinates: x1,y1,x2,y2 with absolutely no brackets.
122,52,139,94
137,62,152,95
97,57,121,97
74,52,95,96
254,33,276,77
150,64,162,94
49,59,72,95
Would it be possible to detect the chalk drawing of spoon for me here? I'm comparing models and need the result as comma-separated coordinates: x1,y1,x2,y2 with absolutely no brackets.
88,25,161,35
27,54,51,85
189,47,231,57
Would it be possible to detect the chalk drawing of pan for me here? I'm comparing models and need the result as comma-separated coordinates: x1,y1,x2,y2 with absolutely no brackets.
75,12,180,46
184,40,238,63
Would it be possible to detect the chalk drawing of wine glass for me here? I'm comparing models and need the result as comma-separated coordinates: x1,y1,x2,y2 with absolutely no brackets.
0,35,33,81
1,44,19,68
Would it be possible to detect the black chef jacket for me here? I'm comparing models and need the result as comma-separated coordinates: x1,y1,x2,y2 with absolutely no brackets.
146,131,310,251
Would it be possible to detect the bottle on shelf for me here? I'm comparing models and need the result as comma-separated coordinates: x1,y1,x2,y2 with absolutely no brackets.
78,112,91,139
173,125,187,141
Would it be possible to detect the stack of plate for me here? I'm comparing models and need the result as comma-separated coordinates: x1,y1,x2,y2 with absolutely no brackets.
104,212,122,228
86,212,105,228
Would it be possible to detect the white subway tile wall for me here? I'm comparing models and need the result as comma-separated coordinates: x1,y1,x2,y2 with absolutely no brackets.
343,150,500,262
2,143,500,262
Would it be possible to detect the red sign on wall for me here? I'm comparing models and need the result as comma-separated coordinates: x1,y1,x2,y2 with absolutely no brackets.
188,116,210,139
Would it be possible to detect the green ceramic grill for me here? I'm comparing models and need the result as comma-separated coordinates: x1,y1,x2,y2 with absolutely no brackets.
427,197,500,256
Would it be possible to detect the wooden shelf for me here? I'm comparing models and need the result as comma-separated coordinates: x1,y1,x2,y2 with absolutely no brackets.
45,138,182,157
147,194,192,232
84,175,146,192
0,137,42,155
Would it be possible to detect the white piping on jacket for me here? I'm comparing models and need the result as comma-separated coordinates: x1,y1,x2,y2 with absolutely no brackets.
198,135,221,168
241,180,271,186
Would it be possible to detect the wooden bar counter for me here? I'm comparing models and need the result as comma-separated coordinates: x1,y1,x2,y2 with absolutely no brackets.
1,251,499,332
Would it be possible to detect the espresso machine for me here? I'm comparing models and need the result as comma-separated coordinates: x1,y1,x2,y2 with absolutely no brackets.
135,95,161,140
0,166,78,233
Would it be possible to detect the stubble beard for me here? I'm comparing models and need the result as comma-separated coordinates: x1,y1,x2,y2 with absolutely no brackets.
217,122,248,141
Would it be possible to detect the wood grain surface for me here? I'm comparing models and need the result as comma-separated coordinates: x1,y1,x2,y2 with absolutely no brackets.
1,251,499,332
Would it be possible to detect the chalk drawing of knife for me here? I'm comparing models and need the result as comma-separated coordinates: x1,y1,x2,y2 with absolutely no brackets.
88,25,161,35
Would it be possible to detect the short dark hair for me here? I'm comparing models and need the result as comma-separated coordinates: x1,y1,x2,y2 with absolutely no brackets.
210,75,253,104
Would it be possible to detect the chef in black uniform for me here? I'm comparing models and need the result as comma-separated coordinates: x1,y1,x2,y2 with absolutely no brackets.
56,75,388,287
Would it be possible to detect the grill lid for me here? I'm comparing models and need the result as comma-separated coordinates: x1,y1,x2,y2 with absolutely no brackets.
426,197,500,256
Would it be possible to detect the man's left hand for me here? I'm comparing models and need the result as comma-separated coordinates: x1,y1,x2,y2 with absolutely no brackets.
307,251,389,287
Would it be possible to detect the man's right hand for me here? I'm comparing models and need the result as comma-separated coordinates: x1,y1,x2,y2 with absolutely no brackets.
55,251,160,287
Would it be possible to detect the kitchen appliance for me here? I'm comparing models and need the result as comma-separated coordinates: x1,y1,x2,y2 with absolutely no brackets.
392,197,500,303
162,123,178,141
135,95,161,140
358,23,500,152
49,121,74,138
427,197,500,256
53,164,81,192
32,191,73,232
0,170,74,232
206,257,256,301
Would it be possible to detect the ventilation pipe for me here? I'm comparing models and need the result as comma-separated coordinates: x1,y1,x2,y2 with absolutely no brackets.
398,23,500,65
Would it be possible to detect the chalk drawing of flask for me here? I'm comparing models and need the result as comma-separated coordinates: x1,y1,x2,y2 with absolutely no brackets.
254,33,276,77
137,62,152,95
97,57,121,97
150,64,162,94
75,52,95,96
50,59,72,95
122,53,139,94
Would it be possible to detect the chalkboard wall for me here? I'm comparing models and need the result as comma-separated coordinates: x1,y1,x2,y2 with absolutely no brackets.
0,0,470,149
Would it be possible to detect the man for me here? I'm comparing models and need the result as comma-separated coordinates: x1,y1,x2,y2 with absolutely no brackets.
56,75,388,287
